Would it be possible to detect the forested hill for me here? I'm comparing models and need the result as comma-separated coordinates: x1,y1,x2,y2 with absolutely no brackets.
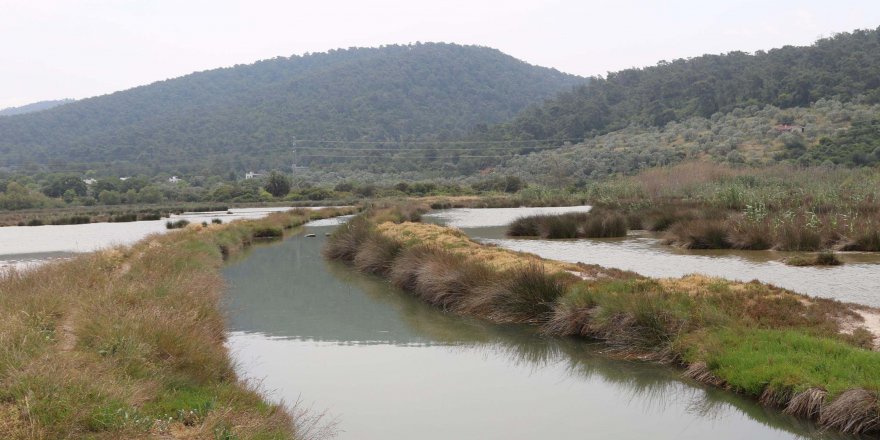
0,99,74,116
0,43,582,175
491,28,880,141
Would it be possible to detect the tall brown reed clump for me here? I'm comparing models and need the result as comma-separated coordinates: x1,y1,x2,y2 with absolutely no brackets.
389,246,499,311
507,211,627,239
322,215,374,262
665,219,732,249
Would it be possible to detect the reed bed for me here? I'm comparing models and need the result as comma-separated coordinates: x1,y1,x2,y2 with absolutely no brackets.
507,210,628,239
326,214,880,435
0,205,356,438
582,162,880,251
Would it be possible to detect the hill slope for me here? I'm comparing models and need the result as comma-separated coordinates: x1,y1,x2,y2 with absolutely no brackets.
493,28,880,142
0,99,74,116
500,99,880,186
0,43,582,175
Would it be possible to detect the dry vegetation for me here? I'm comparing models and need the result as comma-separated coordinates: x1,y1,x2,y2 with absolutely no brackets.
584,162,880,252
0,206,355,439
325,212,880,434
506,210,627,239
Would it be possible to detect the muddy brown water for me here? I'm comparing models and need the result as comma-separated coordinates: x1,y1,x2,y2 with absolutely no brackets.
223,218,857,440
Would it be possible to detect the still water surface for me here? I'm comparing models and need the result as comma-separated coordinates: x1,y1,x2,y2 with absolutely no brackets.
425,207,880,307
224,223,850,440
0,207,296,270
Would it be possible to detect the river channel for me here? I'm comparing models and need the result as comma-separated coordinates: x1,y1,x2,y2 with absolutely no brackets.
224,215,857,440
424,207,880,307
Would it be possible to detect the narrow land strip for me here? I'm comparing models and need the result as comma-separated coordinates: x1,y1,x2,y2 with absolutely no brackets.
326,212,880,435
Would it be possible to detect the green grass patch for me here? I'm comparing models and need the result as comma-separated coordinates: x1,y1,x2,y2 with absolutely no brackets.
682,328,880,398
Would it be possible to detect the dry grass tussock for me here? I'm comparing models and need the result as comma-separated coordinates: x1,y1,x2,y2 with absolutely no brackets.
589,162,880,252
507,210,628,239
0,206,354,439
327,215,880,434
378,222,581,274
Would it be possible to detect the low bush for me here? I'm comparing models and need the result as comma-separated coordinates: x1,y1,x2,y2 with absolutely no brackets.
507,211,627,239
666,219,732,249
785,252,843,267
353,234,402,276
50,215,91,225
110,213,138,223
139,212,162,221
323,216,374,262
165,219,190,229
485,264,574,324
251,226,283,239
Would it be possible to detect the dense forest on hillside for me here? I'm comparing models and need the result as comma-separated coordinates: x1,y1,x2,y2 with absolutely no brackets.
249,28,880,180
491,28,880,142
0,43,582,176
0,99,74,116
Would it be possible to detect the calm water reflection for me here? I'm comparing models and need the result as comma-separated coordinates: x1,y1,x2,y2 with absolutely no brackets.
224,225,851,440
425,208,880,307
0,207,300,271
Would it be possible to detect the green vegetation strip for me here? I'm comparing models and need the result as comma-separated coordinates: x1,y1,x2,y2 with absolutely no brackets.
0,206,355,438
326,213,880,435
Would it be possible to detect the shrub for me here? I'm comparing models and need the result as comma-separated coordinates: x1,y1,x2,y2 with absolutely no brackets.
252,227,283,239
666,219,732,249
50,216,91,225
353,234,402,276
323,216,373,262
507,211,627,239
786,252,842,267
388,245,499,311
542,215,580,239
166,219,190,229
777,223,823,251
507,216,541,237
581,211,628,238
110,213,138,223
485,264,573,324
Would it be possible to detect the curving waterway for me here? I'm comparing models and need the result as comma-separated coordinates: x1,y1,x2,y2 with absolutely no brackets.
424,207,880,307
223,219,854,440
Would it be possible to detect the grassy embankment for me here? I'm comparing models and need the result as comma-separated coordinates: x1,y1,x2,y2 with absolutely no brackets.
0,206,356,439
325,211,880,434
0,201,360,228
579,162,880,252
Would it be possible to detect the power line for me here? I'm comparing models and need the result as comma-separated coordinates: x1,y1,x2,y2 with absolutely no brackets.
286,138,581,145
299,154,525,159
296,145,561,151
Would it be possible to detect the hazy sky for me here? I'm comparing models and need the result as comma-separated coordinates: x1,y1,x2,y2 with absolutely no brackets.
2,0,879,108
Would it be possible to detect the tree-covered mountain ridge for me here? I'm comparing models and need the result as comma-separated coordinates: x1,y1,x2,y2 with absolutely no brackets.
0,99,75,117
0,43,584,175
294,27,880,181
491,27,880,142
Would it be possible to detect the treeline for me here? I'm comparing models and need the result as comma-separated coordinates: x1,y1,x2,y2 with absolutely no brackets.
491,28,880,142
500,99,880,186
0,171,529,210
0,43,582,176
